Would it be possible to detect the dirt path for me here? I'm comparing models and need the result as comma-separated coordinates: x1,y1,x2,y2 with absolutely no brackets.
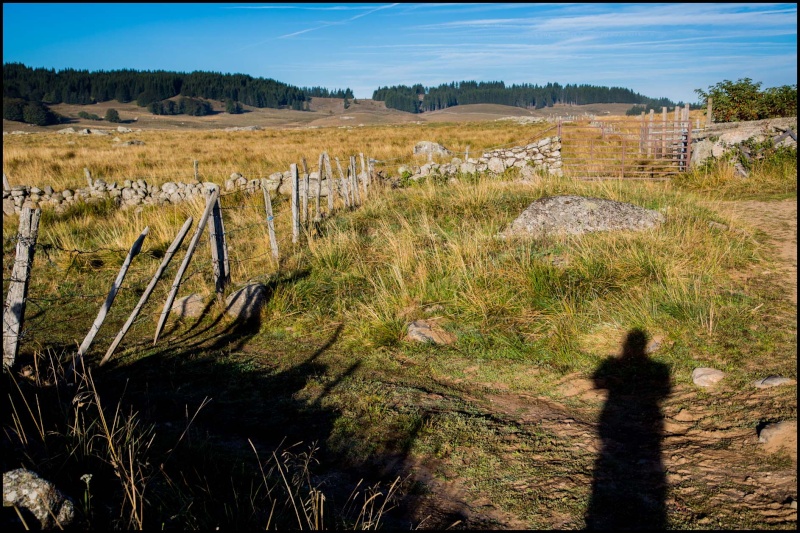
717,199,797,304
401,199,797,529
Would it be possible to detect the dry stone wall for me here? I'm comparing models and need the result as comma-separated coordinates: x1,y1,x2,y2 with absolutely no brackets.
2,137,562,217
690,117,797,167
399,136,562,181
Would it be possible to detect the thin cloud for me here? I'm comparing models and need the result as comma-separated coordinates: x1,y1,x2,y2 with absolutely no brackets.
237,3,398,50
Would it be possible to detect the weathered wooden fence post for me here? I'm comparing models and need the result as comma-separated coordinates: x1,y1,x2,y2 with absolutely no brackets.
101,217,194,366
350,156,361,206
193,160,199,182
84,167,93,187
639,111,645,154
207,188,229,301
291,163,300,244
465,145,470,160
3,207,41,369
647,109,654,157
2,172,10,191
73,226,149,376
153,187,219,345
301,157,309,227
261,179,280,263
661,107,668,159
316,152,324,219
359,153,368,198
335,158,350,208
706,97,713,128
325,153,335,214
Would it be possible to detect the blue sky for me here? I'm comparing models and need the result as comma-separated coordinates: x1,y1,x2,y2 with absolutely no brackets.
3,3,797,103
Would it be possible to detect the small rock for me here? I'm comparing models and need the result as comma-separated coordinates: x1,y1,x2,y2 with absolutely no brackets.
404,319,456,345
708,221,729,231
758,420,797,459
3,468,75,529
752,375,797,389
225,283,268,322
692,367,726,387
171,293,206,318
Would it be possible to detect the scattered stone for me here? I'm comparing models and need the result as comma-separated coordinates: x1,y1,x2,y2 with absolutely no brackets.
645,335,666,354
404,319,456,345
171,293,206,318
758,420,797,460
118,139,145,146
117,126,133,133
225,283,267,322
56,127,76,134
752,375,797,389
692,367,726,387
413,141,452,156
3,468,75,529
503,195,665,239
708,221,729,231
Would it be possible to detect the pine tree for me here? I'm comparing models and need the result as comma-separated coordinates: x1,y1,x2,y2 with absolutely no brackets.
104,108,120,122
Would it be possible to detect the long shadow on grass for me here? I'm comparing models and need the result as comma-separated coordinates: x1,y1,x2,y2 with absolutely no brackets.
585,328,671,530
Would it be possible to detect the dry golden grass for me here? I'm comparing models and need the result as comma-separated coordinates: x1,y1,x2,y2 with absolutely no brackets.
2,121,553,192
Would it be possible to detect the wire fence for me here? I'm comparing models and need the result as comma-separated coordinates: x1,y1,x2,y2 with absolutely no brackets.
3,122,562,367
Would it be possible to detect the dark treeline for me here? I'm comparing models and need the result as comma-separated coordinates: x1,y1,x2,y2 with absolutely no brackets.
373,80,676,114
2,63,308,112
302,86,354,99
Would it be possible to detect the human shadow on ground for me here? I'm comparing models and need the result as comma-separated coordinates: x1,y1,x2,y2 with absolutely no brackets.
585,328,671,530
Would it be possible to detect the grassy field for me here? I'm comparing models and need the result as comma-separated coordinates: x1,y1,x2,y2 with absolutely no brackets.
3,118,797,529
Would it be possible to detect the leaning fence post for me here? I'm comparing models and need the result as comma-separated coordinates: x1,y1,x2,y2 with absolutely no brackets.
324,153,335,214
153,187,219,345
207,189,229,301
100,217,194,366
73,226,149,376
2,172,10,191
261,179,280,263
291,163,300,244
3,207,41,369
84,167,93,187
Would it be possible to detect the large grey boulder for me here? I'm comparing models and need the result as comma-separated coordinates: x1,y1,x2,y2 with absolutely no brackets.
413,141,452,156
503,195,665,238
3,469,75,529
225,283,268,322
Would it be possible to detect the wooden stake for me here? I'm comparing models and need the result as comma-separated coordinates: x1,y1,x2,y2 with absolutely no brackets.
3,207,41,369
706,97,713,127
350,156,360,206
74,226,149,375
359,153,368,198
101,217,193,366
208,191,229,300
302,166,310,227
2,172,10,191
84,167,92,187
324,153,334,213
261,179,280,263
193,160,199,182
316,152,324,219
335,157,350,208
291,163,300,244
153,187,219,345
